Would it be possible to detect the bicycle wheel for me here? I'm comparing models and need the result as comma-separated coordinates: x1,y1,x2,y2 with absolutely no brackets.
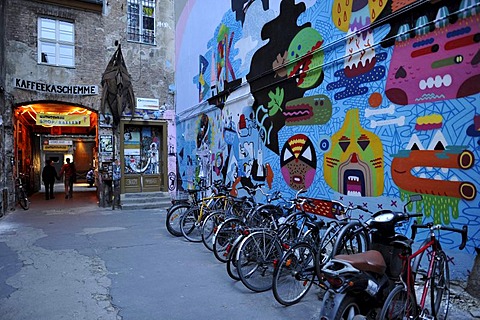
272,242,316,306
431,251,450,320
226,234,245,281
332,221,370,256
201,210,225,251
379,284,418,319
236,230,283,292
166,204,191,237
213,218,246,263
18,188,30,210
315,221,343,279
180,207,203,242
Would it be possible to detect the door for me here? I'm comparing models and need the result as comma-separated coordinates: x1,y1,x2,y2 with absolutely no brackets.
121,121,167,193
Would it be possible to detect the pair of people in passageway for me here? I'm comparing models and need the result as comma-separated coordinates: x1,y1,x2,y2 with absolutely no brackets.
42,158,76,200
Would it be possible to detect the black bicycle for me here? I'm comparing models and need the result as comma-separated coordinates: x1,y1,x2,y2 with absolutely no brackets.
16,173,30,210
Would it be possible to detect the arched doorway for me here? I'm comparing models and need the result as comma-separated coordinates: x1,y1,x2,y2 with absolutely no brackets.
13,101,98,202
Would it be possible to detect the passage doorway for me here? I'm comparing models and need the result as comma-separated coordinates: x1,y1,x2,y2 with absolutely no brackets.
120,120,167,193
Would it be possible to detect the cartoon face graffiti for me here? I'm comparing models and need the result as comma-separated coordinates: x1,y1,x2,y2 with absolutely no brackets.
286,27,325,89
386,14,480,105
280,134,317,190
324,109,384,196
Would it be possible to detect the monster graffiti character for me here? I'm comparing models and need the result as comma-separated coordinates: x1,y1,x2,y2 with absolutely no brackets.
280,134,317,190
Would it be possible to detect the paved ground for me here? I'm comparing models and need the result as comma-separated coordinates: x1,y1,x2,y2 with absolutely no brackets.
0,185,478,319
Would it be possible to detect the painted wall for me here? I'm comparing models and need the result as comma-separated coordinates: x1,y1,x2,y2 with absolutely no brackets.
175,0,480,278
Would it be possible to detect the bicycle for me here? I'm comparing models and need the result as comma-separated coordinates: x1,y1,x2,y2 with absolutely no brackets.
166,181,227,237
272,201,356,306
16,173,30,210
180,188,230,242
201,185,263,251
235,190,324,292
378,222,468,320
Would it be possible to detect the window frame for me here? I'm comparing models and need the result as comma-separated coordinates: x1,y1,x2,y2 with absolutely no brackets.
126,0,156,45
37,17,75,68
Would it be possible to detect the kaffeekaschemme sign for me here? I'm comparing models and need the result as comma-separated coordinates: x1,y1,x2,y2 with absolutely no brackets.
14,78,98,95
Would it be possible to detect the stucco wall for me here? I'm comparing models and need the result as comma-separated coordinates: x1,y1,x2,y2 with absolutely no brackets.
175,0,480,279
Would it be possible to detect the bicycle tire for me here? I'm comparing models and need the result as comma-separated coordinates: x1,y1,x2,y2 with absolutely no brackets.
180,207,203,242
213,218,246,263
431,250,450,320
166,204,191,237
378,284,418,320
18,189,30,210
314,221,343,280
236,230,283,292
201,210,225,251
272,242,316,306
331,220,370,256
226,234,245,281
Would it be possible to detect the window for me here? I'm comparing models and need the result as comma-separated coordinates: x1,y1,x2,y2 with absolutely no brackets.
127,0,155,44
38,18,75,67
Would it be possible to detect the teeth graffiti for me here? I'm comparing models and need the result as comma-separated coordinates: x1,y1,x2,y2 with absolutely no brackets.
348,176,359,181
347,190,362,197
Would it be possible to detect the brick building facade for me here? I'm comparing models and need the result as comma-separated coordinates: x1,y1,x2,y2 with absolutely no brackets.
0,0,175,213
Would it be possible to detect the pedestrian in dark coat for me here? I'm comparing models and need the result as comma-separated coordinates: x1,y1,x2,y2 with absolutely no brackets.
42,159,58,200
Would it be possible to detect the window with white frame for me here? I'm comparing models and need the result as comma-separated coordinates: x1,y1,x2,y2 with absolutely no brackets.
127,0,155,44
38,17,75,67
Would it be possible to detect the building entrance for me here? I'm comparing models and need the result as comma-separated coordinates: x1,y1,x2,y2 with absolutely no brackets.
13,102,98,196
120,120,168,193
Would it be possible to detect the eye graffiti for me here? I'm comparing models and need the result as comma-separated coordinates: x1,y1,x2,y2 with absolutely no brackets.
280,134,317,190
324,109,384,197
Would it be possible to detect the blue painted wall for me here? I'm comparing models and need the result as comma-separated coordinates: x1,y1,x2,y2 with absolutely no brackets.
175,0,480,278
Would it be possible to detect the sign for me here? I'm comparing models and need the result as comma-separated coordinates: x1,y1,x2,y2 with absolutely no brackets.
36,113,90,127
48,140,73,146
43,145,69,151
14,78,98,96
136,97,159,110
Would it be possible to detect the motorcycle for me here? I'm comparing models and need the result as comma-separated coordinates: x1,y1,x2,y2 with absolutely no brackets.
318,194,423,320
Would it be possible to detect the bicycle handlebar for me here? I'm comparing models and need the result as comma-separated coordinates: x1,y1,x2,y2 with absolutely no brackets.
411,222,468,250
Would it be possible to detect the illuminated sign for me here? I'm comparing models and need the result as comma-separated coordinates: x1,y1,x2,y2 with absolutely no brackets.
43,145,70,151
36,113,90,127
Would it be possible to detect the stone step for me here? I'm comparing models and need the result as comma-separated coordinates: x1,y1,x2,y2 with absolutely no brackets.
120,191,172,210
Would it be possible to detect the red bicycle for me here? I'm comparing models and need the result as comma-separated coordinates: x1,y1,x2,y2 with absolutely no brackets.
379,222,467,320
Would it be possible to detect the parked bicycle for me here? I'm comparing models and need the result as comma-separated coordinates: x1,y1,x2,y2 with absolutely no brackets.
16,173,30,210
378,221,468,320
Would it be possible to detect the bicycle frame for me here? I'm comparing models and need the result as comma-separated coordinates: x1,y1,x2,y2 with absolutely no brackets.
405,237,438,315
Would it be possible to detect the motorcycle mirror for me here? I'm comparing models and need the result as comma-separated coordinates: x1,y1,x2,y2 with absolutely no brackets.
404,194,423,211
409,194,423,202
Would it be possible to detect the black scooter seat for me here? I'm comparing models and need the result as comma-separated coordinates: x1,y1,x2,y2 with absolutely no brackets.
334,250,387,275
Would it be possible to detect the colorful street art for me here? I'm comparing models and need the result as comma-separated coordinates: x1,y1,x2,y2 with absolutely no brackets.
175,0,480,278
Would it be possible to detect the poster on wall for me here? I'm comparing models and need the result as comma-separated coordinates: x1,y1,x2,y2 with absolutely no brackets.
99,135,113,162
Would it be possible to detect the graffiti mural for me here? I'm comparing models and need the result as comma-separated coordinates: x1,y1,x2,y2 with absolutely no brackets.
176,0,480,278
324,109,384,197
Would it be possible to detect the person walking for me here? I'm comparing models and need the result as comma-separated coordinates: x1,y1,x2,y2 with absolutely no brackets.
59,158,76,199
42,159,58,200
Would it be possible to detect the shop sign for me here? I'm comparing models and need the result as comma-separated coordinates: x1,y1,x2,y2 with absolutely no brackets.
43,145,70,151
14,78,98,96
136,97,159,110
36,113,90,127
48,140,73,145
